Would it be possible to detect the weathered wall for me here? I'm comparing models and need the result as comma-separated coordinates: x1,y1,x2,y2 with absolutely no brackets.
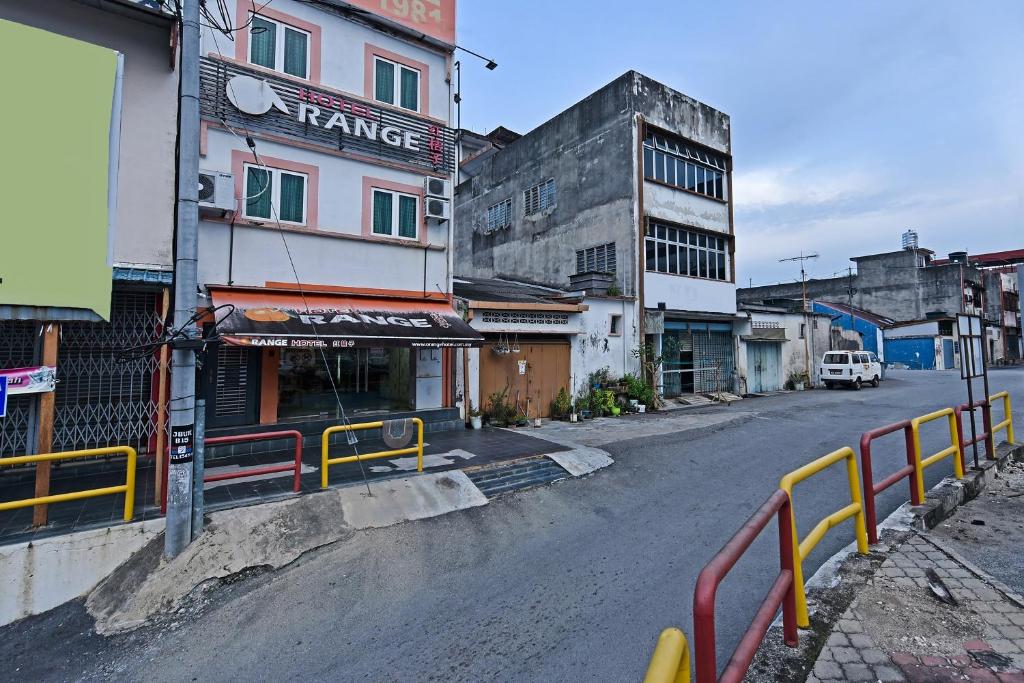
454,73,637,295
572,297,641,390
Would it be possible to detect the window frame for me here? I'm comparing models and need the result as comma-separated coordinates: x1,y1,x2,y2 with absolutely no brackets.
642,131,728,202
523,178,556,216
608,314,623,337
371,187,420,240
242,163,308,226
247,13,311,80
373,56,421,112
485,198,512,232
643,221,731,282
576,242,617,275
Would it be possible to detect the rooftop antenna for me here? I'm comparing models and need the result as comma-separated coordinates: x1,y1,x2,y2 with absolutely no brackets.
779,252,819,378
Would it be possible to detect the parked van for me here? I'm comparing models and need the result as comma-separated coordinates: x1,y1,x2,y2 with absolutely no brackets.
819,351,882,390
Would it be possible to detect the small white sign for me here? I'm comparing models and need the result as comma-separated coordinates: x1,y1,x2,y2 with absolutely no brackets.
517,360,528,375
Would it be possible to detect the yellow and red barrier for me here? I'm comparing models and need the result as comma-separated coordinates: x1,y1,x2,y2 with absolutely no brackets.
321,418,424,488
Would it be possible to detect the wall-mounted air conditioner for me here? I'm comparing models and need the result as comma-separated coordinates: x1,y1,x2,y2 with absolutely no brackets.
198,171,234,214
425,196,450,221
424,177,450,198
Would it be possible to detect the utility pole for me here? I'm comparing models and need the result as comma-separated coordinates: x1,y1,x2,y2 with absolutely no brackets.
165,0,201,559
846,267,856,338
780,252,819,378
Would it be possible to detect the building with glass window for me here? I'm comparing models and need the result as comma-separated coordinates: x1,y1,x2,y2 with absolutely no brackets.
194,0,480,437
453,72,739,402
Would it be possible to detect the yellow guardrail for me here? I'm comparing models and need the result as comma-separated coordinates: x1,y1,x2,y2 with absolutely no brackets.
989,391,1016,445
644,627,691,683
0,446,137,521
780,447,869,628
910,408,963,502
321,418,424,488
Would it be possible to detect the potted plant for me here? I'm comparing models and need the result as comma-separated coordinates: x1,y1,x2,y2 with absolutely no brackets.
551,387,572,421
468,401,483,430
788,371,807,391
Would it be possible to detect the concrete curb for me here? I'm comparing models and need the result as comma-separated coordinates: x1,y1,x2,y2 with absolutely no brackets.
547,447,614,477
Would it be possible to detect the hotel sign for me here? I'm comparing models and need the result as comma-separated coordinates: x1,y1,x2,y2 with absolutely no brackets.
200,58,454,173
341,0,456,46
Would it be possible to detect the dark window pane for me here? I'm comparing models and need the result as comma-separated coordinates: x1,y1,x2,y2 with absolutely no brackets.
279,172,305,223
374,59,395,104
695,167,706,194
699,251,708,278
245,166,271,219
643,147,654,179
689,248,698,276
677,158,687,188
654,152,666,182
698,234,707,248
372,190,392,234
717,253,727,280
668,243,678,274
715,172,724,199
686,163,697,190
666,155,676,185
657,241,668,273
400,67,419,111
398,195,417,238
656,224,666,239
708,253,717,279
645,223,654,237
689,232,698,246
250,17,276,69
667,227,677,243
645,238,656,271
283,27,308,78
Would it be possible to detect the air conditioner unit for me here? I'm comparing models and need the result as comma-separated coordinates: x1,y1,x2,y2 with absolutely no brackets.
424,177,450,198
198,171,234,214
424,196,450,221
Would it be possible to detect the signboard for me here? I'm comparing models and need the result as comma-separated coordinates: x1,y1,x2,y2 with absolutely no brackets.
341,0,456,46
170,424,195,464
0,366,57,395
201,59,455,174
956,314,984,379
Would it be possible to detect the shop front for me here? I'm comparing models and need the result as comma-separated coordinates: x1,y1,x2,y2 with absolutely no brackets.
646,313,740,397
202,287,482,431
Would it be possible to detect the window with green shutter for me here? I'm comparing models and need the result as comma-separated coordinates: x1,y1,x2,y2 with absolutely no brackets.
279,172,305,223
372,190,393,235
249,17,276,70
245,166,272,220
374,59,395,105
398,195,417,238
399,67,419,111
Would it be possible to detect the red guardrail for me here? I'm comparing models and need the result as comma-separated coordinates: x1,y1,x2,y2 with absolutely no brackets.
954,399,994,469
692,489,798,683
859,420,921,545
161,430,304,513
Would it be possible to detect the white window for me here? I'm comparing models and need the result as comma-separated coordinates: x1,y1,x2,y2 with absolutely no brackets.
371,188,419,239
485,198,512,232
248,15,310,79
609,314,623,336
243,164,307,225
373,57,420,112
524,178,556,216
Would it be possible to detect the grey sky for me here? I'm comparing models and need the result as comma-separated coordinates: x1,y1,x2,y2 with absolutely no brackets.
456,1,1023,287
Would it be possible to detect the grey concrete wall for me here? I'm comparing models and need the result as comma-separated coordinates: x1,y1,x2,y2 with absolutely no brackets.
738,250,982,323
0,0,179,268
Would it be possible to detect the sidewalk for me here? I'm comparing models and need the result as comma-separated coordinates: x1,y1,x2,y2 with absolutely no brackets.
755,459,1024,683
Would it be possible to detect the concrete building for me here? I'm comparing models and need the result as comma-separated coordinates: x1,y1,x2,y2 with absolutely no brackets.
736,304,831,393
453,277,640,418
193,0,479,437
738,246,985,324
453,71,738,400
810,301,892,358
0,0,178,477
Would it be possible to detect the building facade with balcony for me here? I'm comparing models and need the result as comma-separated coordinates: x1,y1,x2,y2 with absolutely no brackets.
453,71,738,404
194,0,479,436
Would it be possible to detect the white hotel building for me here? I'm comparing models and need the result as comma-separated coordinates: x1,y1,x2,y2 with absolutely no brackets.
195,0,478,434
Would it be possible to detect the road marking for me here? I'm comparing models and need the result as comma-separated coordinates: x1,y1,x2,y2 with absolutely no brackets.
369,449,478,473
203,462,317,489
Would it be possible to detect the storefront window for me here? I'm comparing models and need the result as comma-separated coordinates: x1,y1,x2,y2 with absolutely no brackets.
278,348,412,419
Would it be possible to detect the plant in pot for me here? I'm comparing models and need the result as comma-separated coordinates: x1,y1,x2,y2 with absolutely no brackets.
788,371,807,391
487,386,516,427
623,373,656,413
550,387,572,421
468,401,483,430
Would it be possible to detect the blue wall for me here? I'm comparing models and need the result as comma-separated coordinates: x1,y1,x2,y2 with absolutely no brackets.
883,337,936,370
813,302,881,355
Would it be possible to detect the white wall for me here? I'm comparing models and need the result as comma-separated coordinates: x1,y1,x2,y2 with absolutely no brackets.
201,0,450,121
644,272,736,314
0,0,178,268
571,298,641,393
644,182,730,235
885,321,940,339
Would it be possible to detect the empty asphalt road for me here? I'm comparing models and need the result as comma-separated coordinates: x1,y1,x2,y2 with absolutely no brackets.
4,368,1022,682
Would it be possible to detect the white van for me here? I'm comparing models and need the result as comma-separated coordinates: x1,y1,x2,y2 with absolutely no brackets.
819,351,882,390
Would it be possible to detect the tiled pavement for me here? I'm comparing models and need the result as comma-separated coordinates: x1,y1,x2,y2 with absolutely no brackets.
0,425,559,545
808,533,1024,683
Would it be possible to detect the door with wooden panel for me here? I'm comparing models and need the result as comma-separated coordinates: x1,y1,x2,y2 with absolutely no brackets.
479,339,570,418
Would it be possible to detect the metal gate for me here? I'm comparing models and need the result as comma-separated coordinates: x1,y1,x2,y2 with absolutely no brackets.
0,320,39,458
746,341,782,393
53,290,163,454
693,329,735,393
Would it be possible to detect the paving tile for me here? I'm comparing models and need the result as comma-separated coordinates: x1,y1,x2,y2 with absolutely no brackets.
873,664,906,681
990,639,1022,655
838,618,864,633
849,633,875,649
826,632,850,648
813,661,844,680
843,663,875,681
863,649,890,665
833,646,861,663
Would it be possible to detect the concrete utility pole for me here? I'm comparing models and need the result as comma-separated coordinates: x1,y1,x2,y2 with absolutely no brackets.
780,252,819,377
165,0,201,559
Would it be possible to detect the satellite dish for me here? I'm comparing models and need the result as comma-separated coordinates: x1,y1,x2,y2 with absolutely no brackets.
225,75,290,116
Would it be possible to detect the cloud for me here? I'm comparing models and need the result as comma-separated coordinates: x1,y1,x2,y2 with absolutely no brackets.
732,165,874,211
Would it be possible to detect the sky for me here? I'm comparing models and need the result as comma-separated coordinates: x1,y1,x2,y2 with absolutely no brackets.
456,1,1024,288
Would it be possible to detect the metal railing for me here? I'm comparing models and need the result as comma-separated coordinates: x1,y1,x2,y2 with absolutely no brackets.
692,489,798,683
161,429,305,513
779,447,869,628
321,418,424,488
910,408,963,503
989,391,1016,445
644,628,691,683
859,420,920,545
0,446,137,522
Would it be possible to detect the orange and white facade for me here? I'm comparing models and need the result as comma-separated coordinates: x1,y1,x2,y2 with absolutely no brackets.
195,1,475,431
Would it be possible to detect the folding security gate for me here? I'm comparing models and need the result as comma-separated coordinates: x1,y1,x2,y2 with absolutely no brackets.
0,321,39,458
